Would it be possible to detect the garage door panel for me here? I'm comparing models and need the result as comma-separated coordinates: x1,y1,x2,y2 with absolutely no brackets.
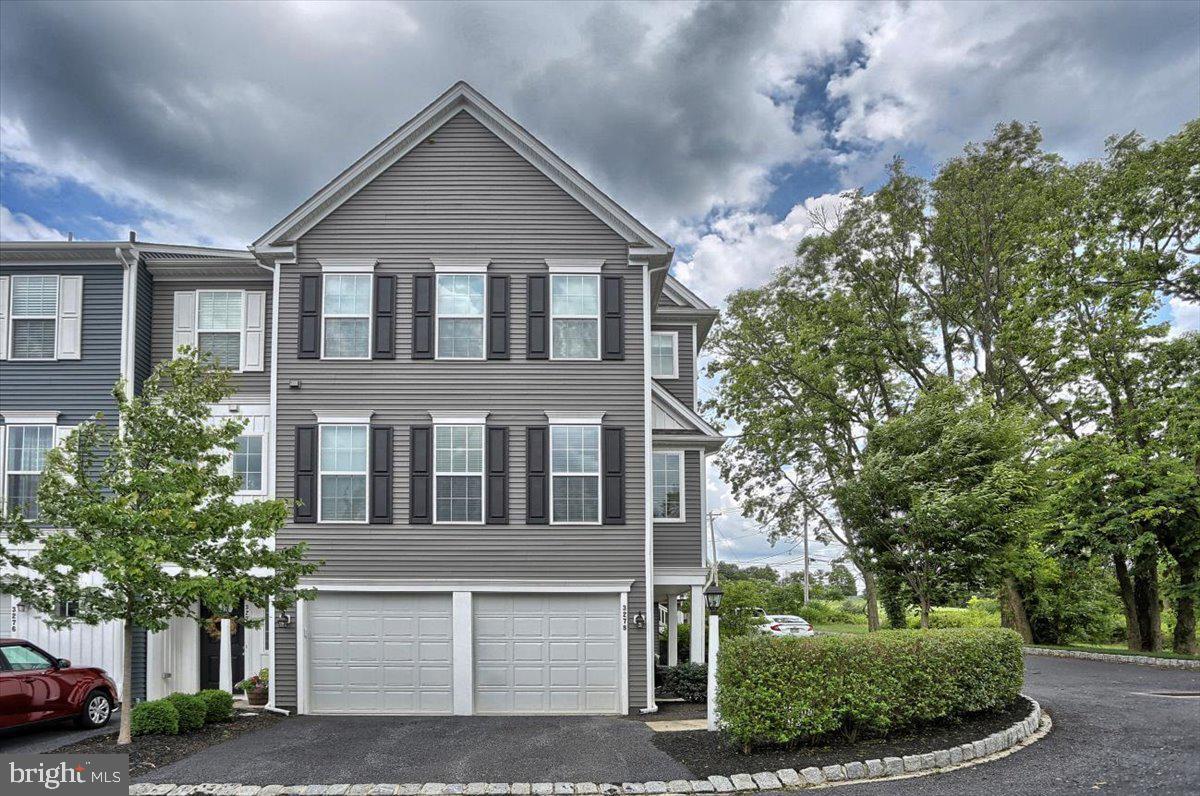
513,666,545,687
585,617,617,636
549,666,580,686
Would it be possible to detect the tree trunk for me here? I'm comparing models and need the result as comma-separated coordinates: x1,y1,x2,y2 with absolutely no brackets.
999,577,1033,643
1132,548,1163,652
862,570,881,632
1113,553,1142,651
118,619,134,745
1174,557,1197,655
919,596,931,629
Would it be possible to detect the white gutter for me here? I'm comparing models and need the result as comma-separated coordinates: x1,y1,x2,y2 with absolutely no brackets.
113,246,138,429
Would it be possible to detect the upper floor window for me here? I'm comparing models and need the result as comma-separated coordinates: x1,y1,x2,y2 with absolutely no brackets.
652,451,684,521
434,424,484,523
551,275,599,360
436,274,485,359
9,275,58,360
196,290,243,370
232,434,264,494
4,424,53,519
56,599,79,619
650,331,678,379
322,274,372,359
318,424,368,522
550,424,600,524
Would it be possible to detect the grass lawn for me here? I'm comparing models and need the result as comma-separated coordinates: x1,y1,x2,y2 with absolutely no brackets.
1027,642,1199,661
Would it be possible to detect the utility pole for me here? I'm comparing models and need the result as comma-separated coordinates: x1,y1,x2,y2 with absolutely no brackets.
802,510,810,605
706,510,723,584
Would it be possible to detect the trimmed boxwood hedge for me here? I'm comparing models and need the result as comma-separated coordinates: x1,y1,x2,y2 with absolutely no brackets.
716,628,1024,751
165,692,207,732
197,689,235,723
130,699,180,736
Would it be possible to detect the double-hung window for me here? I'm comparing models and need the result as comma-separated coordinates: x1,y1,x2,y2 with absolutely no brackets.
9,276,58,360
322,274,372,359
196,290,243,370
652,451,684,521
550,275,600,359
436,274,485,359
232,434,264,494
550,424,600,523
319,425,368,522
434,424,484,522
650,331,678,379
4,425,54,519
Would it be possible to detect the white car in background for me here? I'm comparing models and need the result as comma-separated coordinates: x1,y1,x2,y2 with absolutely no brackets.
753,610,815,637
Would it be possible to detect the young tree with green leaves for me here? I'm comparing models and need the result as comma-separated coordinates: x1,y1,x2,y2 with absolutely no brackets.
0,350,319,744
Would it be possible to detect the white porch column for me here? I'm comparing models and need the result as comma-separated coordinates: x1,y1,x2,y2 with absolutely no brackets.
219,619,233,692
667,594,679,666
689,585,705,664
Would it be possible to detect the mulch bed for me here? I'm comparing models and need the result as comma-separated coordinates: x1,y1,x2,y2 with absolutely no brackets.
652,697,1033,777
55,711,283,778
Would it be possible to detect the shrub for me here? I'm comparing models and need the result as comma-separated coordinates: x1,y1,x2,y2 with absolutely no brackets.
907,607,1001,629
716,628,1024,752
197,688,235,723
165,692,207,732
660,662,707,702
130,699,180,736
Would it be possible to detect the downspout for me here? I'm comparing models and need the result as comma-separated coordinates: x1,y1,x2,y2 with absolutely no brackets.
114,246,138,425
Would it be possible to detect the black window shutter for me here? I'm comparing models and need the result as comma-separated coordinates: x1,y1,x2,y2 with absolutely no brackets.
369,426,393,524
602,275,624,360
527,275,549,360
412,274,434,360
602,426,626,525
294,425,318,523
298,275,321,359
486,426,509,524
526,426,549,524
373,275,396,359
410,425,432,523
487,275,510,360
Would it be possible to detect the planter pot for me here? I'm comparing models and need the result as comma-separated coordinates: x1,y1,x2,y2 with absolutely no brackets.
246,687,268,706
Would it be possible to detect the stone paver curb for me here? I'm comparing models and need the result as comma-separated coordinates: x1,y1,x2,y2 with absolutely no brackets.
131,696,1046,795
1024,646,1199,669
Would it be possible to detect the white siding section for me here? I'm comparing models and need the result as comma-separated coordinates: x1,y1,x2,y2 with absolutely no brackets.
147,613,201,699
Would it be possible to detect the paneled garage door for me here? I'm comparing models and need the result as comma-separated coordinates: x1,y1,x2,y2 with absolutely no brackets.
473,593,620,714
307,592,453,714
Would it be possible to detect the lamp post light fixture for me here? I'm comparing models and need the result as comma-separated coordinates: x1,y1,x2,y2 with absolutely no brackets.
705,580,724,731
703,582,724,614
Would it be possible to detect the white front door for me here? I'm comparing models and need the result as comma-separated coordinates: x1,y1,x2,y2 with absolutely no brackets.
473,593,620,714
307,592,453,714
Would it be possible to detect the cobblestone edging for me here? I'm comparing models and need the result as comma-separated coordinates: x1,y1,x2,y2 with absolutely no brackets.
1025,646,1200,670
128,697,1044,796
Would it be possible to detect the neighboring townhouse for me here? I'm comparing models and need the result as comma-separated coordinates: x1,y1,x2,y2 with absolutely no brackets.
0,81,723,715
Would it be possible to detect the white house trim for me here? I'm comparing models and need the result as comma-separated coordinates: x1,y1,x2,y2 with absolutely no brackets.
545,259,605,273
0,411,60,425
432,258,490,273
298,578,634,593
429,412,489,426
313,411,374,425
319,259,377,273
451,591,473,716
545,412,604,425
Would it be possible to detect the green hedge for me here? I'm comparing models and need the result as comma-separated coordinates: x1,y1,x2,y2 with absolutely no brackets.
165,692,207,732
197,689,235,723
659,662,707,702
716,628,1024,751
131,699,180,736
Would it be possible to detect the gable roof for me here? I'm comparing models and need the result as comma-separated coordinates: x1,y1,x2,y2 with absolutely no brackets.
651,382,724,452
654,273,720,346
254,81,673,263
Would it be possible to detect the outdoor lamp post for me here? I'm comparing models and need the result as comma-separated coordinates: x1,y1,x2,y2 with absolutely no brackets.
704,582,723,731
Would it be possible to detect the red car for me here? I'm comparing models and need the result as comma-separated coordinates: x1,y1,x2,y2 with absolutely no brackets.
0,638,118,730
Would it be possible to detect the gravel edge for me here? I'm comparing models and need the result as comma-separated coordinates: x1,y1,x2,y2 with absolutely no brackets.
1024,646,1200,669
128,696,1045,795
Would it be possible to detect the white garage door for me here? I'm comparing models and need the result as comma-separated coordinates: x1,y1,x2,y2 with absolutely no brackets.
473,593,620,714
308,593,453,714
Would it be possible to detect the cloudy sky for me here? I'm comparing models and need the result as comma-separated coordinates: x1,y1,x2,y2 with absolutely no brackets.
2,0,1198,575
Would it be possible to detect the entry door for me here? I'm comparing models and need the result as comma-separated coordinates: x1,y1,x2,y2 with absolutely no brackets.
200,602,245,691
473,593,620,714
307,592,453,714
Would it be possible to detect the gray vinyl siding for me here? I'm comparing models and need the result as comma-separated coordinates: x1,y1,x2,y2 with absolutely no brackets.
654,449,703,568
134,263,154,394
0,263,123,428
273,110,649,710
150,278,273,398
652,324,695,409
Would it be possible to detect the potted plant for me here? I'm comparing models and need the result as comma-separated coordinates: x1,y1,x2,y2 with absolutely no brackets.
235,668,269,706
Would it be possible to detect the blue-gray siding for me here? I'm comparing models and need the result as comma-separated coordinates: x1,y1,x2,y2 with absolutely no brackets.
654,449,703,568
134,263,154,394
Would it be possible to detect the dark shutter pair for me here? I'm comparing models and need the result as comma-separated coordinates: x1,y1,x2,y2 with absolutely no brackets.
412,274,510,359
527,275,624,359
297,274,395,359
294,425,392,524
410,426,509,524
526,426,625,525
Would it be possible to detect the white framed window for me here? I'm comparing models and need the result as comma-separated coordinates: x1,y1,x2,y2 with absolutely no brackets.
56,599,79,619
436,274,486,359
550,424,601,524
652,450,684,521
550,274,600,360
4,424,54,519
9,275,58,360
196,290,243,370
434,424,484,523
232,434,265,494
318,424,368,522
322,274,372,359
650,331,679,379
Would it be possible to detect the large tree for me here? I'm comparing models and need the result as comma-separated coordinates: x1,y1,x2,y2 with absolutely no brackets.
0,351,320,743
